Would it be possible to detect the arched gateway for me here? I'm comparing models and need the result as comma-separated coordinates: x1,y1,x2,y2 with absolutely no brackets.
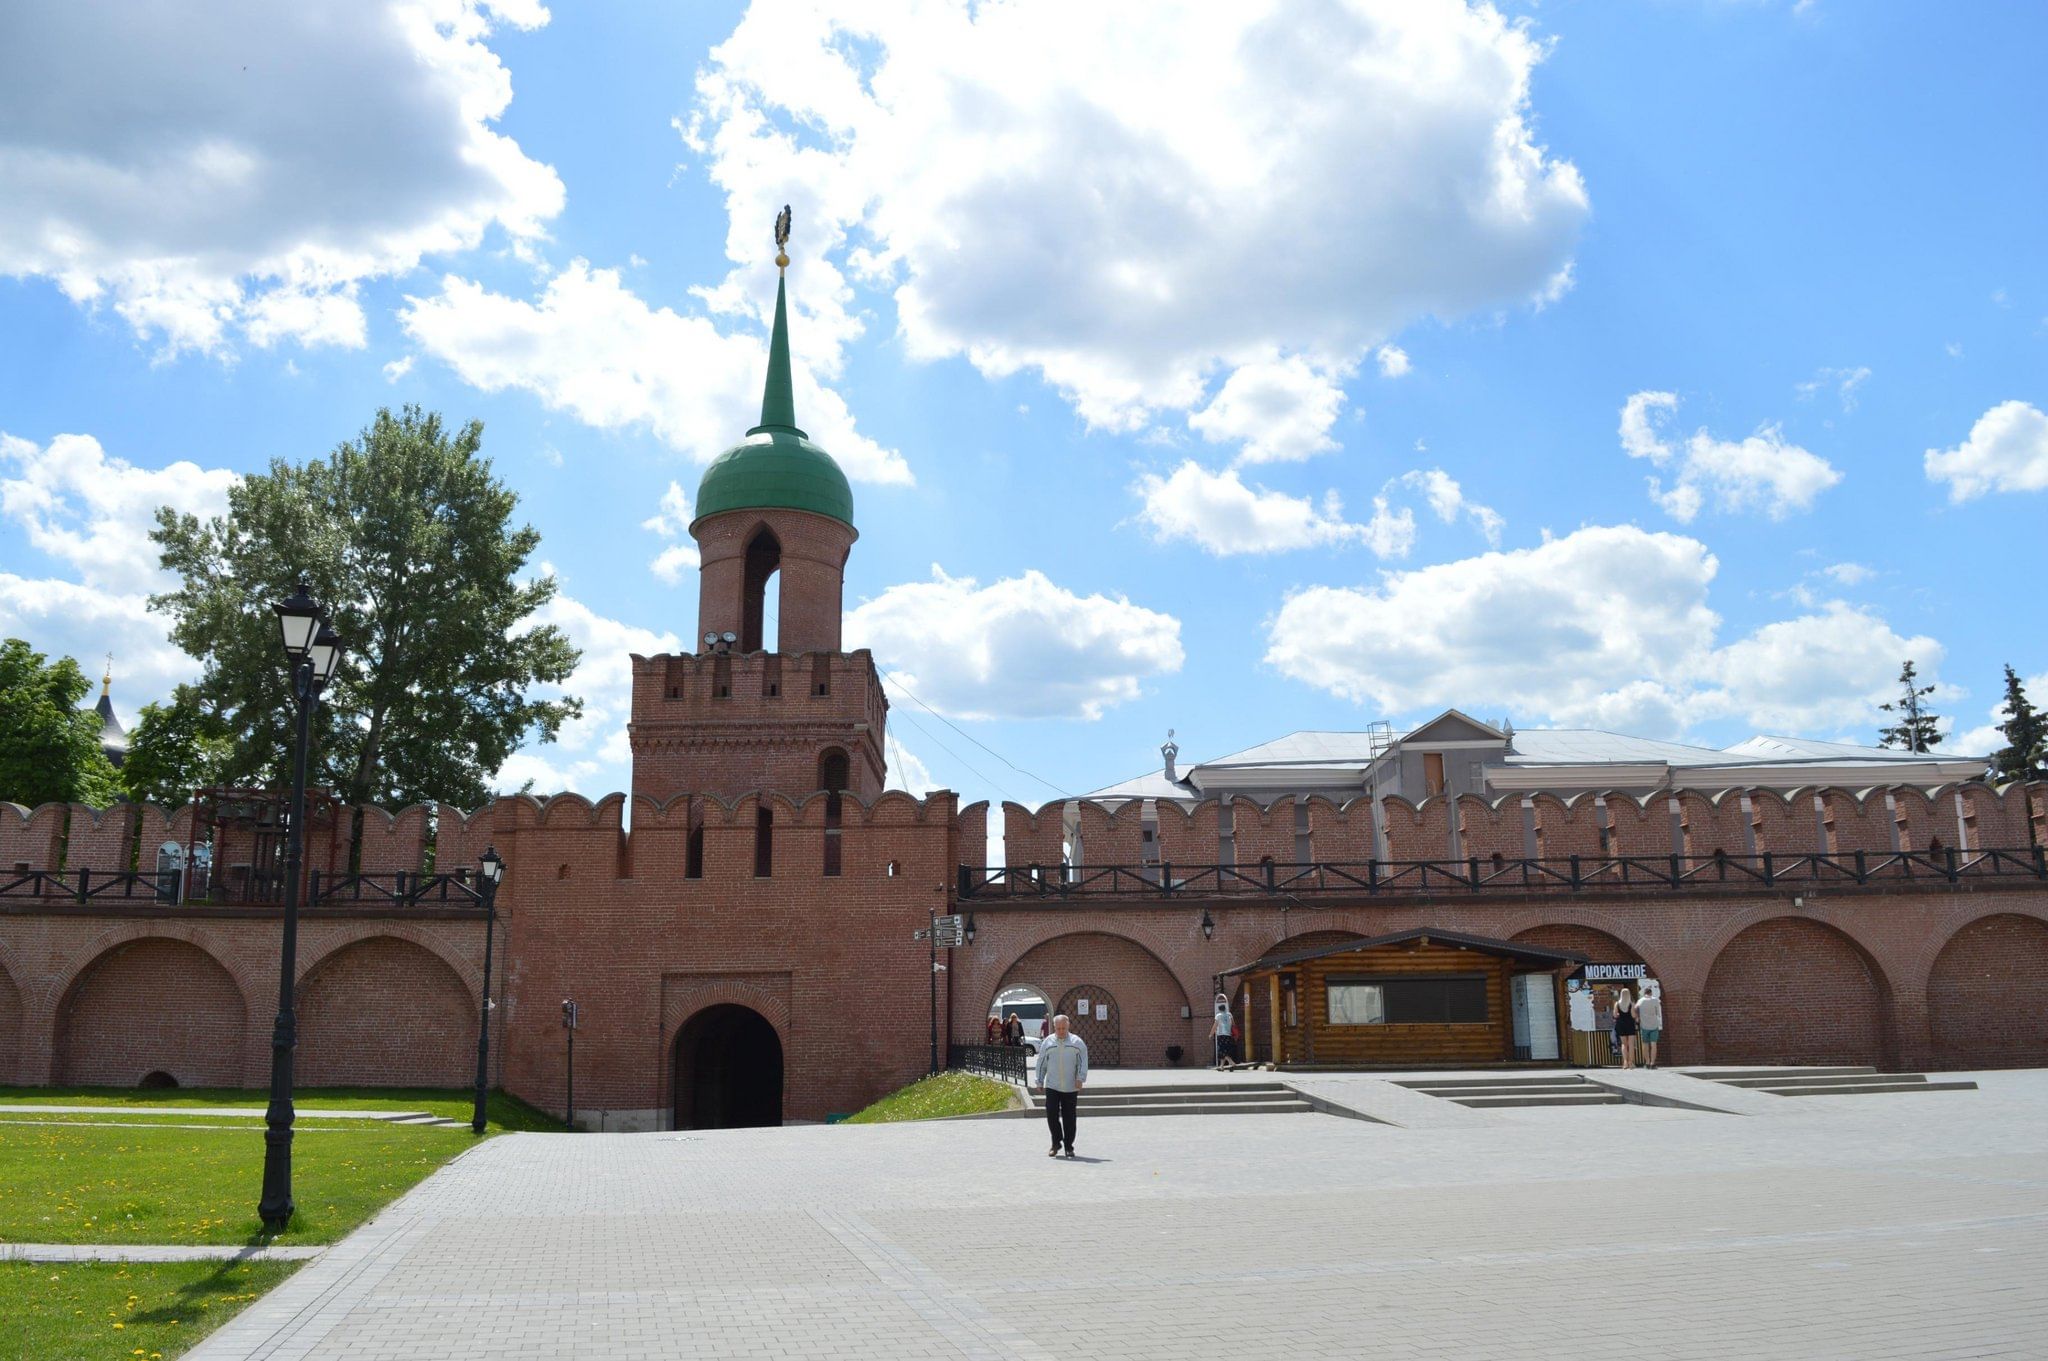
673,1004,784,1129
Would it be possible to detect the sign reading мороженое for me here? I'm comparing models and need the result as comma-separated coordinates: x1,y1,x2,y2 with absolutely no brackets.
1582,963,1648,981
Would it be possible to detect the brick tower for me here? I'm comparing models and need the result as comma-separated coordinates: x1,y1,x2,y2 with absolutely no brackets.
629,228,888,802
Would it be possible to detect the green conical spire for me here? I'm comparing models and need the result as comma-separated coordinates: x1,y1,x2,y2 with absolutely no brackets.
747,275,805,438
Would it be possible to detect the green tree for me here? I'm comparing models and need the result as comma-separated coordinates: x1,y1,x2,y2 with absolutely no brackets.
120,684,236,806
1991,665,2048,781
1877,658,1943,753
149,406,582,808
0,638,121,807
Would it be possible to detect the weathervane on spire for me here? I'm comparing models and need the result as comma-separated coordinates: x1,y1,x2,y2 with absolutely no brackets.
774,204,792,273
102,651,113,698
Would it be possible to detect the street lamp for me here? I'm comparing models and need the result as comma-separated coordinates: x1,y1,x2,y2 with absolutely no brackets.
259,583,345,1234
1200,907,1215,941
471,846,505,1135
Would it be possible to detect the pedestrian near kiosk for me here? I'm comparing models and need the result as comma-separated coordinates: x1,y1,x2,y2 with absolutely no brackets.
1211,992,1238,1067
1636,984,1664,1069
1037,1013,1088,1158
1612,985,1639,1070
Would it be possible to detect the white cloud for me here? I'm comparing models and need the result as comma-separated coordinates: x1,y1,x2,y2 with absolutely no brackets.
1186,356,1346,465
495,579,679,796
1132,461,1406,556
1794,365,1870,412
847,565,1183,720
1376,345,1412,378
400,261,911,485
1821,562,1873,586
884,734,939,796
382,356,416,383
1265,523,1940,737
642,481,702,585
1619,390,1842,522
0,1,562,354
0,432,234,594
690,0,1586,431
0,431,239,712
1394,468,1503,546
1924,400,2048,502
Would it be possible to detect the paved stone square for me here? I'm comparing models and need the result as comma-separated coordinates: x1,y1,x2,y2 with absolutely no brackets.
191,1071,2048,1360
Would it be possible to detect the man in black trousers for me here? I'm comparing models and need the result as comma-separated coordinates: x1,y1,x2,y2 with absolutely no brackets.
1035,1012,1089,1158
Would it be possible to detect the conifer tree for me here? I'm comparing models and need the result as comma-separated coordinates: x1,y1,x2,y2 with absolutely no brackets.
1877,659,1943,753
1992,665,2047,781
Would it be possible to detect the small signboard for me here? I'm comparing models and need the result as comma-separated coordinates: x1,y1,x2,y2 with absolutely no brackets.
1582,962,1648,981
561,999,579,1030
933,914,966,947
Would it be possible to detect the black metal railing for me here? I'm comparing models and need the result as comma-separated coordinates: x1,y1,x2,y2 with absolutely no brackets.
307,871,490,909
950,1043,1028,1084
0,868,488,911
0,869,183,904
959,845,2048,900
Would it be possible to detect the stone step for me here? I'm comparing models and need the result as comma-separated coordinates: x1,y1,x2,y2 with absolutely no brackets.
1453,1093,1627,1109
1768,1080,1978,1098
1683,1067,1877,1082
1074,1090,1306,1108
983,1099,1315,1119
1406,1084,1597,1099
1718,1072,1928,1090
1392,1076,1592,1091
1055,1083,1294,1097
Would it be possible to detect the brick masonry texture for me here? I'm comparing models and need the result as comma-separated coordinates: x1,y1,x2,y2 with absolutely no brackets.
3,782,2046,1122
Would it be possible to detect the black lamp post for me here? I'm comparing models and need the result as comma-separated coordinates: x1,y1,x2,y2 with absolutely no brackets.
259,584,344,1234
470,846,505,1135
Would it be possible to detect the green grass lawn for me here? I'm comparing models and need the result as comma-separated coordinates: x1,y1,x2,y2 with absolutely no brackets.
843,1071,1019,1123
0,1087,559,1131
0,1259,301,1361
0,1120,478,1245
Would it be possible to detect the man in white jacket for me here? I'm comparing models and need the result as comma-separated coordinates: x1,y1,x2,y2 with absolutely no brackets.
1036,1013,1089,1158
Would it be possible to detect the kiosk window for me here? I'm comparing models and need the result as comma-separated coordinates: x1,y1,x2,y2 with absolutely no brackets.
1326,982,1385,1025
1328,976,1489,1024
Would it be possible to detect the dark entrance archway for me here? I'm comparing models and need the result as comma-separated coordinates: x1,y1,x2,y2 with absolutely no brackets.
673,1004,784,1129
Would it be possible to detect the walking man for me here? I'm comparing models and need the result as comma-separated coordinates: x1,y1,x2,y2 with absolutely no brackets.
1037,1013,1088,1158
1211,992,1238,1068
1636,983,1664,1069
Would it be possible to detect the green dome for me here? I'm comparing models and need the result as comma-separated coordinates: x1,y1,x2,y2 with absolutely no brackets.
691,270,856,532
695,429,854,528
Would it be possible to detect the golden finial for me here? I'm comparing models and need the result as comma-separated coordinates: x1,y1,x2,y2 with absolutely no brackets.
773,204,792,273
102,652,112,698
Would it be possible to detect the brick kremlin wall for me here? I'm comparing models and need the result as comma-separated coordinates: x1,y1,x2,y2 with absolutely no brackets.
3,778,2046,1124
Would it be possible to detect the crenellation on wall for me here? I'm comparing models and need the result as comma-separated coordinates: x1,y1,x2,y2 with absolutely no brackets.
1748,788,1823,857
1002,800,1066,874
1303,795,1374,864
1677,789,1753,859
0,802,66,874
1380,794,1453,862
1821,787,1897,857
1455,793,1528,864
62,803,135,873
356,803,432,875
1531,792,1603,861
1602,791,1677,859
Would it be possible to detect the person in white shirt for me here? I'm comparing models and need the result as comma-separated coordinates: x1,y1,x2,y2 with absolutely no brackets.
1636,984,1665,1069
1210,993,1238,1067
1035,1014,1089,1158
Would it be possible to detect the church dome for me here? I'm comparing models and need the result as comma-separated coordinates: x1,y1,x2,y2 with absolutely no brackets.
691,270,855,532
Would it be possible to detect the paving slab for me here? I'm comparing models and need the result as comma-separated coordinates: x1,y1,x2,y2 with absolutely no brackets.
184,1069,2048,1361
0,1103,439,1121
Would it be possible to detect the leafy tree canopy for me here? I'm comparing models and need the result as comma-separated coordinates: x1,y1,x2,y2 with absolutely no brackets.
149,406,582,808
1877,658,1943,754
120,684,236,806
0,638,120,807
1992,665,2047,782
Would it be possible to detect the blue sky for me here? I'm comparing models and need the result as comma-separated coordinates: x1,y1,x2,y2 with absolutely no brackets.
2,0,2044,818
